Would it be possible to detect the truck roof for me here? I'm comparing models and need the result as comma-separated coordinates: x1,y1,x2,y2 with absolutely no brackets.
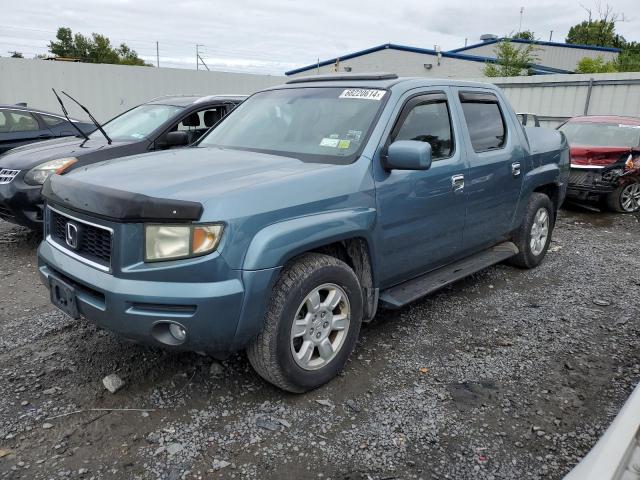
274,72,498,91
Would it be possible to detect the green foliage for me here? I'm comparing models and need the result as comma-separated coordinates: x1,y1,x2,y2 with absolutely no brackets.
513,30,535,41
566,19,624,48
49,27,151,66
576,55,618,73
614,41,640,72
484,38,540,77
565,5,639,72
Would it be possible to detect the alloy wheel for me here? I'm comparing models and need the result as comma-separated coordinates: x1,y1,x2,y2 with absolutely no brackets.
290,283,351,371
530,207,549,256
620,183,640,212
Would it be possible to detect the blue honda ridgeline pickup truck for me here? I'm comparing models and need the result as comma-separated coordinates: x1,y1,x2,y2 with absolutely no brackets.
38,74,569,392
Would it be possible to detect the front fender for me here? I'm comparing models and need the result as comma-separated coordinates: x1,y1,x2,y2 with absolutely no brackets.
242,208,377,271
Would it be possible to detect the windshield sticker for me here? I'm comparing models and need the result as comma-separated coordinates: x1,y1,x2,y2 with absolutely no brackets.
131,133,145,139
346,130,362,141
339,89,386,101
320,138,340,148
338,140,351,149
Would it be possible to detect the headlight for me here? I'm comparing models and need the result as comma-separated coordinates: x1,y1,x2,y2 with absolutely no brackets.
24,157,78,185
145,224,224,262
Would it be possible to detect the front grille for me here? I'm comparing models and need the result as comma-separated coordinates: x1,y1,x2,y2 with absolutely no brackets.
569,170,599,187
48,207,113,270
0,168,20,185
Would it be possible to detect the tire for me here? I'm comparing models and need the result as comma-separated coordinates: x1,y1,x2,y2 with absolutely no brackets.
509,192,555,269
247,253,363,393
606,181,640,213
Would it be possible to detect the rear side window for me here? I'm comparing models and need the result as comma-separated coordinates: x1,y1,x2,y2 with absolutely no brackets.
0,110,39,133
392,96,454,160
41,114,66,127
459,92,506,152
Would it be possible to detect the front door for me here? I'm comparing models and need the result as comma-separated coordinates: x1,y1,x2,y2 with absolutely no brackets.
374,89,468,288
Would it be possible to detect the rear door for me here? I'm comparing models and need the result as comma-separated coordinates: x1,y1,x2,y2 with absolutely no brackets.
374,89,468,287
0,109,53,153
452,89,524,253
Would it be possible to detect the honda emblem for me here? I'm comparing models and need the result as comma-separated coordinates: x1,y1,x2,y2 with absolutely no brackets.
65,222,79,249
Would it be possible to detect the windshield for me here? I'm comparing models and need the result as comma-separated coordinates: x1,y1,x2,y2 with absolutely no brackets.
198,87,387,163
559,122,640,148
91,104,183,141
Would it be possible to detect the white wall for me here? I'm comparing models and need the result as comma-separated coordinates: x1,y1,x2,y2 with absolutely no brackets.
287,48,487,79
459,42,619,72
0,58,284,122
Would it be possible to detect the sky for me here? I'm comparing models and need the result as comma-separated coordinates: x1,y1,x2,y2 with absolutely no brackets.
1,0,638,75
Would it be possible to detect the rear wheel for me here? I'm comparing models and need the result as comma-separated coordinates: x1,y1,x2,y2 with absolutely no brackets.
509,193,555,269
247,253,363,393
606,181,640,213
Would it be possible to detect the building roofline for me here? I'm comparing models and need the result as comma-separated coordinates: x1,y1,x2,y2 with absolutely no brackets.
449,38,621,53
284,42,572,76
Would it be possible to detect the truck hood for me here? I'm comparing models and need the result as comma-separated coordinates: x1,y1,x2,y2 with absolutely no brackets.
46,147,336,221
0,136,132,170
68,147,334,202
570,145,631,167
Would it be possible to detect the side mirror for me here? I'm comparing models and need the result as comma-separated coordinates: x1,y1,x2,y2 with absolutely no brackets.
164,131,189,148
385,140,432,170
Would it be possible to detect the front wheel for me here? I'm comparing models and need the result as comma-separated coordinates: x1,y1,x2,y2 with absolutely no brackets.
606,181,640,213
509,192,555,269
247,253,363,393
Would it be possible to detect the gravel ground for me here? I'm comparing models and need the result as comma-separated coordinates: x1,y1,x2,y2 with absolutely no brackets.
0,207,639,480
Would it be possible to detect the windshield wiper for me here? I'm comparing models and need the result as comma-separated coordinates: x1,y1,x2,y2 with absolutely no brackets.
52,89,89,141
62,91,112,144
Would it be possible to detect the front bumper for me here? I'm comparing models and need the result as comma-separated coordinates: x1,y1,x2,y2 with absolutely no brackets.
37,238,279,353
0,178,44,229
567,168,622,198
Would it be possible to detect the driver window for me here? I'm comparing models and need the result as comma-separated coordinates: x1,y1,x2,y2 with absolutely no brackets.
175,107,227,143
393,100,454,160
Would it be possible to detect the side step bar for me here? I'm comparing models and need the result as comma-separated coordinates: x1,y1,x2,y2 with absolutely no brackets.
379,242,519,309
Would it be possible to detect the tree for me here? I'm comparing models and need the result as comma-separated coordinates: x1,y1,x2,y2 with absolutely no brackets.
48,27,151,66
484,38,540,77
10,51,24,58
565,4,625,48
576,55,618,73
513,30,535,41
565,4,640,72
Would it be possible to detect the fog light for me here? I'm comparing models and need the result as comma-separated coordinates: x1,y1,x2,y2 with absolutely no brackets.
169,323,187,342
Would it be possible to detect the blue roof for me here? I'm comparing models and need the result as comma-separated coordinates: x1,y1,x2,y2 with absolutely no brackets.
450,38,621,53
285,43,572,76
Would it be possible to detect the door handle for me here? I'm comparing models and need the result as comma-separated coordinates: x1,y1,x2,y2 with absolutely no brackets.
451,174,465,192
38,134,53,139
512,162,521,177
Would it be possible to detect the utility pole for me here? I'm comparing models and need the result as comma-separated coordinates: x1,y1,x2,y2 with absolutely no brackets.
156,41,159,68
519,6,524,33
197,54,210,71
196,44,205,70
549,30,553,41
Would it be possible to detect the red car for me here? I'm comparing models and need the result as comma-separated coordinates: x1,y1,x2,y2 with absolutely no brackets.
559,116,640,213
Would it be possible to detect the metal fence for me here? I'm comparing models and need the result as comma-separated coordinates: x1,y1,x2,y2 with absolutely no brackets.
0,58,283,122
1,59,639,128
480,72,640,128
